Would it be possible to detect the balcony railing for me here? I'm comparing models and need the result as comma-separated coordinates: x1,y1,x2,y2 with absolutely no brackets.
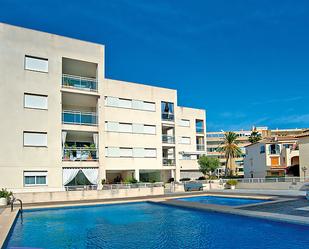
63,147,98,161
62,110,97,126
196,144,205,151
270,149,280,155
196,127,204,133
162,135,175,144
161,112,174,121
163,158,176,166
62,74,98,92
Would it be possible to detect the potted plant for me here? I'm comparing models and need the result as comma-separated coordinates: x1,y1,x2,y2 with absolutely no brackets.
64,144,70,160
89,143,96,159
0,188,13,206
226,179,238,190
84,145,92,160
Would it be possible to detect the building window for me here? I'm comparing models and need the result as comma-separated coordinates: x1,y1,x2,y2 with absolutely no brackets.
105,97,155,112
180,137,191,144
119,147,133,157
195,120,204,133
24,171,47,186
143,125,156,134
119,123,133,133
260,145,265,154
24,93,48,110
179,119,190,127
24,55,48,73
23,132,47,147
144,148,157,158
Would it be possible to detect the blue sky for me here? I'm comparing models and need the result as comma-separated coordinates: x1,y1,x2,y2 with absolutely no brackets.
1,0,309,131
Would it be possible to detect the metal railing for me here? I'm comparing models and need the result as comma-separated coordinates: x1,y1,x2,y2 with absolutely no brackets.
62,74,98,92
163,158,176,166
162,135,175,144
102,182,163,190
196,144,205,151
65,185,97,191
63,147,98,161
220,177,309,184
62,110,98,126
161,112,174,121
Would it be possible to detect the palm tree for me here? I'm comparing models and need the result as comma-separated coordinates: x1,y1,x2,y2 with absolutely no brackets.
217,132,242,176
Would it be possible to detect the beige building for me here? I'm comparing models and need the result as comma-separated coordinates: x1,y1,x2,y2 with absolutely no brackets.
207,127,306,176
0,23,206,192
244,136,299,178
298,131,309,178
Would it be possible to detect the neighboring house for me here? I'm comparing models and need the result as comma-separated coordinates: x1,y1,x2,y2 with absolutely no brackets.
0,23,206,192
244,137,299,178
297,131,309,178
208,127,306,177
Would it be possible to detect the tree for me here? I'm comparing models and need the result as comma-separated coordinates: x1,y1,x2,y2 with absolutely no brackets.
217,132,242,176
198,156,220,176
248,131,262,144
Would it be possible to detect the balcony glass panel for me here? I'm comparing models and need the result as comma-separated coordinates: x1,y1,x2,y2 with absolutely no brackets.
162,135,175,144
162,158,176,166
62,111,97,126
196,144,205,151
63,147,98,161
62,74,97,92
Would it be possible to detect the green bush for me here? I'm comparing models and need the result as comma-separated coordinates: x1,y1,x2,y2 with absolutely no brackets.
226,179,238,186
124,176,138,184
197,176,206,180
0,188,13,199
180,178,191,182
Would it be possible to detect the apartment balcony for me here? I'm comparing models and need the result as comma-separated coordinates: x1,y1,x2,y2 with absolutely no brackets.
161,112,174,122
62,110,97,126
162,135,175,144
63,146,98,161
163,158,176,166
62,74,97,92
196,144,205,151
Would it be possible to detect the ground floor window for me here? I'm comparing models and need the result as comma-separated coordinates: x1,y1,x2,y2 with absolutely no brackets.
24,171,47,186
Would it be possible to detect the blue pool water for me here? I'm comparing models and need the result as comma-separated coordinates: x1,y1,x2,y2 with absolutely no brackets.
177,195,268,206
5,202,309,249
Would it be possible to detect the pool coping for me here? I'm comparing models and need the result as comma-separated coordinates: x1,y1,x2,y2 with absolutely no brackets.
157,199,309,226
0,192,306,248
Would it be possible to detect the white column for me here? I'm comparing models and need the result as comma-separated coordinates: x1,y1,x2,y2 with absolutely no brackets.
135,169,140,181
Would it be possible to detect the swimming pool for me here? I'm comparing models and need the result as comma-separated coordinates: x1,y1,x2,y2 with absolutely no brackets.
5,202,309,249
177,195,269,206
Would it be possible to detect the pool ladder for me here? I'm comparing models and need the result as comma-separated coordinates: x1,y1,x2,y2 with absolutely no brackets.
11,197,23,212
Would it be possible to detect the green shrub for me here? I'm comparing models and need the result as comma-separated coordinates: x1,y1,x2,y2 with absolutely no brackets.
226,179,238,186
0,188,12,199
124,176,138,184
180,178,191,182
197,176,206,180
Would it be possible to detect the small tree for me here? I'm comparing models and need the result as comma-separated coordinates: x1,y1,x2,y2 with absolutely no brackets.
198,156,220,177
248,131,262,144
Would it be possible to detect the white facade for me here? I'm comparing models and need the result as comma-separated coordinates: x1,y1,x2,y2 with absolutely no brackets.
0,23,206,192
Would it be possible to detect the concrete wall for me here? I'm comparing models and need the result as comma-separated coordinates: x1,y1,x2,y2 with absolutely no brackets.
14,187,164,204
237,182,303,190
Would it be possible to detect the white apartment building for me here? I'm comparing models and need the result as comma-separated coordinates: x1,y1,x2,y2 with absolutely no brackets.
0,23,206,192
244,136,299,178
